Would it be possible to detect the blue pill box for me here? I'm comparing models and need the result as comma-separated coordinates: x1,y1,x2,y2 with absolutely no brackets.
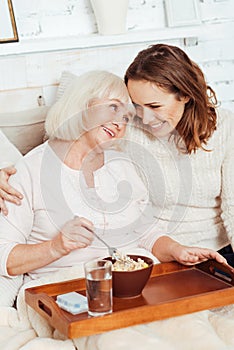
56,291,88,315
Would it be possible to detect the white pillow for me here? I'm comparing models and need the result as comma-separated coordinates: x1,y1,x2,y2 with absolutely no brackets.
56,71,77,101
0,106,49,155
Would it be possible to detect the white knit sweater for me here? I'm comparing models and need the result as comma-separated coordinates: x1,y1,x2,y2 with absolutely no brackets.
124,108,234,251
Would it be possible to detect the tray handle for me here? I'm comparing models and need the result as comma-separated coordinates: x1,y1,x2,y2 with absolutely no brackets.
25,290,72,337
197,259,234,285
33,293,62,321
38,295,53,317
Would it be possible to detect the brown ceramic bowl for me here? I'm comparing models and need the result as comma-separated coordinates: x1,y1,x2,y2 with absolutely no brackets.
105,255,154,298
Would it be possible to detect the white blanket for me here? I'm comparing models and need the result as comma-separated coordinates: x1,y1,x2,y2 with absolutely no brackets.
1,265,234,350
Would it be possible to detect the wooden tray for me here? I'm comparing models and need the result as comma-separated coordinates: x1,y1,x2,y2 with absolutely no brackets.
25,260,234,339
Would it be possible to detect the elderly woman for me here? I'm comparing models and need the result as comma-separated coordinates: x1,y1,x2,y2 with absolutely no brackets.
0,70,225,307
0,70,142,304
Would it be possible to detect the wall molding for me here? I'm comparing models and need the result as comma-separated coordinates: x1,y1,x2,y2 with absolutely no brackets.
0,25,202,56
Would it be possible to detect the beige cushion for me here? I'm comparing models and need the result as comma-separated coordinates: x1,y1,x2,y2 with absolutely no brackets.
0,71,76,157
0,106,48,155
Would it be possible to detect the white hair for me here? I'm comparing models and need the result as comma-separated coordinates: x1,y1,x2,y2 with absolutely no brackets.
45,70,133,140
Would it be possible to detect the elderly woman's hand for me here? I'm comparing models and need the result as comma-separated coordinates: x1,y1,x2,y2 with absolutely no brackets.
50,217,94,258
0,167,23,215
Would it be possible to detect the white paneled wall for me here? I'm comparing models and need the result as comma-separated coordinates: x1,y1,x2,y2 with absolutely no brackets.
11,0,166,38
0,0,233,112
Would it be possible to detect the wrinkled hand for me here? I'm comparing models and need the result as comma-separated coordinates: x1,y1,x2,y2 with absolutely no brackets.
50,217,94,258
0,167,23,215
172,243,227,266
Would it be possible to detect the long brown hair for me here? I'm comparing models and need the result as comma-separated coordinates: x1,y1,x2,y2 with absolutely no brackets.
125,44,218,154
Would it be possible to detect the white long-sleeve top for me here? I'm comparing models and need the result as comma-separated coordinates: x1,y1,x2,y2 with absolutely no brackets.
0,129,22,168
0,143,161,279
124,108,234,250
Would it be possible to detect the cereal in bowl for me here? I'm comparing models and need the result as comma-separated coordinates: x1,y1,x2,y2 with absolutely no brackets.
112,256,149,271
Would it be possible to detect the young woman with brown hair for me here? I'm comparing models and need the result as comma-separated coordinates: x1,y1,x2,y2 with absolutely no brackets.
124,43,234,265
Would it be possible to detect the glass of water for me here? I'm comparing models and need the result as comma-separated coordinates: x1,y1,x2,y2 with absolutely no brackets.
84,259,112,317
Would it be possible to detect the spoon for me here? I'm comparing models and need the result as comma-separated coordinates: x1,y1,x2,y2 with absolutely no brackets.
92,230,122,261
73,216,125,261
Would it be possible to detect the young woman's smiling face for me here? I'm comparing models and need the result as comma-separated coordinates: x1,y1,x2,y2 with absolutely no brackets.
82,99,130,150
127,80,189,138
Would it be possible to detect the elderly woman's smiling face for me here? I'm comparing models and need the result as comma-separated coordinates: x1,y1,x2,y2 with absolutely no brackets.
127,80,189,138
82,98,131,150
